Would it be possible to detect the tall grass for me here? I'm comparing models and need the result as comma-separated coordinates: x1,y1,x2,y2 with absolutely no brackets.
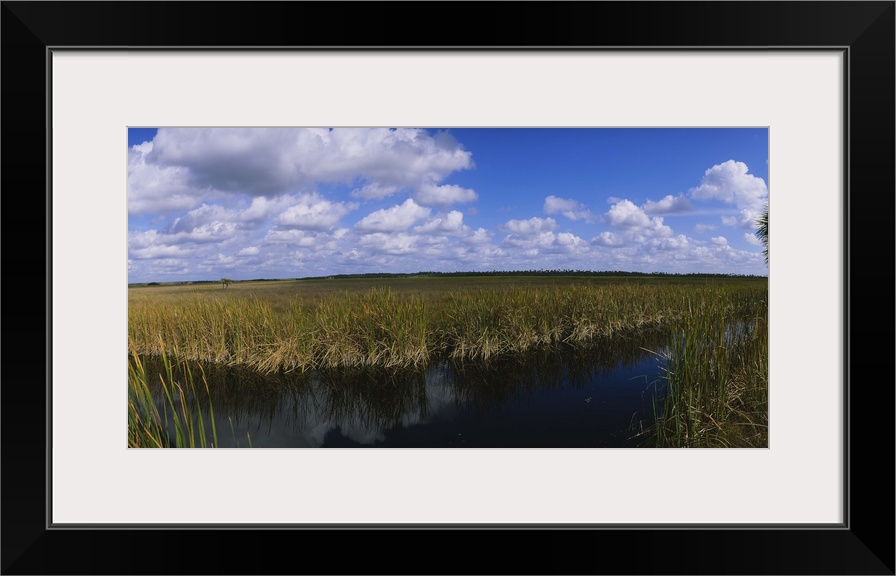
130,277,768,447
130,278,766,373
128,339,220,448
646,295,768,447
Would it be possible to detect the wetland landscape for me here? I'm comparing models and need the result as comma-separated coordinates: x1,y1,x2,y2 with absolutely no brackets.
128,274,768,448
128,127,769,448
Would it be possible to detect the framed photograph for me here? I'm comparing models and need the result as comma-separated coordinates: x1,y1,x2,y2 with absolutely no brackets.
5,1,892,574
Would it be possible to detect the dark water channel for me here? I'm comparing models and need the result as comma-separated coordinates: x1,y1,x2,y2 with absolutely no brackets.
142,331,671,448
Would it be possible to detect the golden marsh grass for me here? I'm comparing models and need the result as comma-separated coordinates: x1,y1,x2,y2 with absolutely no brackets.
129,276,766,373
128,275,768,447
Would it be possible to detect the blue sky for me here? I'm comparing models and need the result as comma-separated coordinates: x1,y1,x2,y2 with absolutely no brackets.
128,127,769,282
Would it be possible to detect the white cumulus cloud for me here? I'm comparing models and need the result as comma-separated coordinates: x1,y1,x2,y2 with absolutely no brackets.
355,199,431,233
604,200,652,229
263,229,320,247
744,233,763,247
502,230,588,254
592,231,624,248
643,194,692,215
501,217,557,234
167,203,236,233
414,211,467,235
689,160,768,229
415,183,478,206
276,193,359,230
649,234,690,252
128,142,204,215
543,195,593,221
134,128,475,204
466,228,493,245
240,195,298,222
603,200,673,237
358,232,420,255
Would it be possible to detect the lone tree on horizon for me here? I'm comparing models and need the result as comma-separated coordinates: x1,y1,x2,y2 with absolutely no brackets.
221,278,233,290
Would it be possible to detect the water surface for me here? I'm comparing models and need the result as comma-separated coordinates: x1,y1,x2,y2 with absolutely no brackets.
144,332,670,448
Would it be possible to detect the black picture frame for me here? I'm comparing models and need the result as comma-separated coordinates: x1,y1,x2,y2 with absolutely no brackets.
3,2,893,574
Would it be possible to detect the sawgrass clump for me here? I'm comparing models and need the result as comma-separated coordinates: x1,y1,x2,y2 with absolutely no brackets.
127,339,222,448
643,296,768,447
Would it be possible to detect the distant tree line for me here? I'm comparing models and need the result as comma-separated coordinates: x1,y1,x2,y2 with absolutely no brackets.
129,269,767,288
298,270,767,281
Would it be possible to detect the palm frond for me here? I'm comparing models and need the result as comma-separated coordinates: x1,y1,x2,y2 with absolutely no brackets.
755,205,769,264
